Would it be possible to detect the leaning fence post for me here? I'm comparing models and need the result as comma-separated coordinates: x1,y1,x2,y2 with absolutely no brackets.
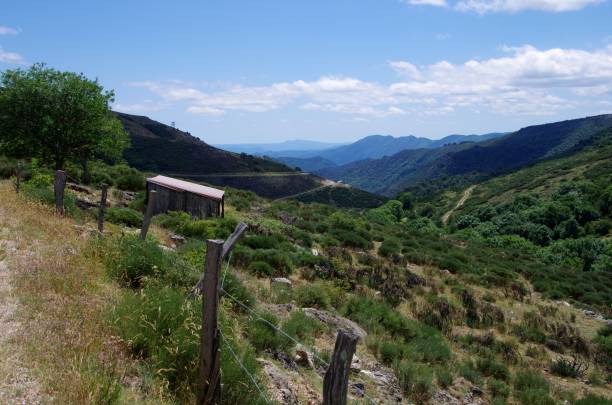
323,330,359,405
14,162,22,194
197,239,224,405
54,170,67,214
97,183,108,234
139,190,156,240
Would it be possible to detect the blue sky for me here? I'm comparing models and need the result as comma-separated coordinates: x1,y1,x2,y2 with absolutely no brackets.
1,0,612,143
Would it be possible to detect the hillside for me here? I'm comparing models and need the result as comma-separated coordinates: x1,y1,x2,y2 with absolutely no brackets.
320,114,612,197
117,112,291,174
275,156,338,172
4,161,610,404
310,132,505,165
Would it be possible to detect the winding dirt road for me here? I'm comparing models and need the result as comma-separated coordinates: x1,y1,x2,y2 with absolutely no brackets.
442,185,476,226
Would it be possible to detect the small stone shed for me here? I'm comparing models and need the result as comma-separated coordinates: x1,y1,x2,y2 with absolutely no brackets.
146,175,225,218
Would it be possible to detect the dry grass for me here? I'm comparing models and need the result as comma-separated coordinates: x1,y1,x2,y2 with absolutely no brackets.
0,182,166,404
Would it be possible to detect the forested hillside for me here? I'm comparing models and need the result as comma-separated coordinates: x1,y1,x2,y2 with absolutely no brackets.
320,115,612,197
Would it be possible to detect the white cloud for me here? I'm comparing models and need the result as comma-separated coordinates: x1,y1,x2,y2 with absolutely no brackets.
456,0,603,13
0,26,18,35
131,45,612,118
0,47,25,64
404,0,603,12
404,0,448,6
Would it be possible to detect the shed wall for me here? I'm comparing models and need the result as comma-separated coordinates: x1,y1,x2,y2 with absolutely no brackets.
146,182,221,219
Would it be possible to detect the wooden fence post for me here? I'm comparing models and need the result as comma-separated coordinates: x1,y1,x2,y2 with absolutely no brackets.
197,239,224,405
98,183,108,234
323,330,359,405
54,170,67,214
14,162,22,194
139,190,156,240
193,223,248,405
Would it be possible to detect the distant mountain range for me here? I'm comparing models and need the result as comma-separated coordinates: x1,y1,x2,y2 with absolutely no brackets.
317,114,612,197
215,140,345,155
224,132,506,172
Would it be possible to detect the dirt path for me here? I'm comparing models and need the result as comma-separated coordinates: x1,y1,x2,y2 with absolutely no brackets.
442,185,476,226
0,225,44,404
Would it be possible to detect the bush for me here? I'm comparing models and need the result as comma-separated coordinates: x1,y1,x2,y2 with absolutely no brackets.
477,355,510,381
379,239,401,258
281,310,324,344
514,370,554,405
436,367,454,388
246,312,289,352
111,286,200,393
550,357,589,378
294,283,332,309
103,236,169,287
488,378,510,399
115,169,145,191
105,207,143,227
394,360,433,402
248,261,275,277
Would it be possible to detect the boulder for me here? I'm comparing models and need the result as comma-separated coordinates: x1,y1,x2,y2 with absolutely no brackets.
271,277,293,288
294,347,315,369
258,359,299,405
302,308,367,341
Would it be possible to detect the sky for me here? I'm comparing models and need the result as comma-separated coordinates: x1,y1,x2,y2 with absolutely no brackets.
1,0,612,144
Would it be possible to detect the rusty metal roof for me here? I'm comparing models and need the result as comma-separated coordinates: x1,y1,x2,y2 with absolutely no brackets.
147,175,225,201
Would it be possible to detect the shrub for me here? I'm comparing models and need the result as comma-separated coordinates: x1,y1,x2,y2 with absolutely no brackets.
294,283,332,309
379,239,401,258
550,357,589,378
115,169,145,191
436,367,454,388
248,261,275,277
394,360,433,402
246,312,289,352
281,310,324,344
111,286,200,393
513,369,554,405
222,272,256,311
477,355,510,381
488,378,510,399
457,361,482,386
103,236,168,287
105,207,143,227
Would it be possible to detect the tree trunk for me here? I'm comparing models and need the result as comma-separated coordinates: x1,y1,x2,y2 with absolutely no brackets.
81,159,91,185
54,170,67,214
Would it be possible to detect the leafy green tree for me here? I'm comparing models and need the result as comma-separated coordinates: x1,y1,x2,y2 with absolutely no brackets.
0,63,129,172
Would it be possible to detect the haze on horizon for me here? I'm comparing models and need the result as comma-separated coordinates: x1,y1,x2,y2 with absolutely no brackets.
1,0,612,143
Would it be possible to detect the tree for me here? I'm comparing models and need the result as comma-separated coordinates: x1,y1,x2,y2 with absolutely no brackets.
0,63,129,172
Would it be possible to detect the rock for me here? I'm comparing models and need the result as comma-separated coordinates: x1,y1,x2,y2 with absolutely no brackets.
440,269,452,277
159,244,175,252
76,197,98,209
311,248,319,256
277,211,296,225
67,182,91,194
122,191,136,201
294,347,315,369
351,382,365,397
170,234,186,244
271,277,293,288
302,308,367,341
273,351,298,371
433,390,461,405
351,354,362,371
258,359,299,405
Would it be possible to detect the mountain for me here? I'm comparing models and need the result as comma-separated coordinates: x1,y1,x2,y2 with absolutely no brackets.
275,156,337,172
319,114,612,197
215,140,345,155
117,112,291,174
306,132,505,165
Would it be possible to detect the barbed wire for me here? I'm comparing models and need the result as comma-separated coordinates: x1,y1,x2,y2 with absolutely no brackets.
163,243,379,403
219,328,273,405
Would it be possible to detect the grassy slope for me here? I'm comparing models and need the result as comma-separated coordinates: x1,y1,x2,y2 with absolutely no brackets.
4,175,611,404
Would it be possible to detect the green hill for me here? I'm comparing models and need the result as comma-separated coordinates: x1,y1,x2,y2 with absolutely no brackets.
320,114,612,197
117,112,291,174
